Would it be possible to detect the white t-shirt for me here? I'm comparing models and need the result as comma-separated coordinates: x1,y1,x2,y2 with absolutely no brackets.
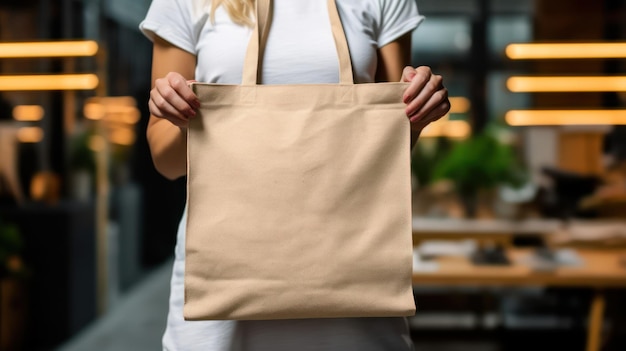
140,1,423,350
141,0,423,84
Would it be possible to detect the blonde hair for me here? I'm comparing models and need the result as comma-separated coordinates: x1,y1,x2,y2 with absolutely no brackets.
210,0,256,26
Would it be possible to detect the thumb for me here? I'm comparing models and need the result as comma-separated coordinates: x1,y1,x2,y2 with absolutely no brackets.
401,66,417,82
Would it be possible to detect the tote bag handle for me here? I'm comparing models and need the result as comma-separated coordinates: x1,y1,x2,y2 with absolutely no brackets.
242,0,355,85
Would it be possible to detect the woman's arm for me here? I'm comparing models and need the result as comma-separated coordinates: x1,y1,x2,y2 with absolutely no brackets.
376,33,450,146
147,36,199,180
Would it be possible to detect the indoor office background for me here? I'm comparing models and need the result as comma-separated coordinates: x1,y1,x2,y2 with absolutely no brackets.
0,0,625,350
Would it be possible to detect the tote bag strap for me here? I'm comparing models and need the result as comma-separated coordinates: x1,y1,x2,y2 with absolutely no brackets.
242,0,355,85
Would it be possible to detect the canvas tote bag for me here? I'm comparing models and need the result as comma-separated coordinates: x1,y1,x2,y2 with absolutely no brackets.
185,0,415,320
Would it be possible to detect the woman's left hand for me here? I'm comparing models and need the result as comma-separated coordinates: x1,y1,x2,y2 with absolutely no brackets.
401,66,450,132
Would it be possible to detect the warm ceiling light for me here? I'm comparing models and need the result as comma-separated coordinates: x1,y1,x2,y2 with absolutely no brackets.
13,105,44,121
507,76,626,92
0,74,99,91
449,97,471,114
0,40,98,58
86,96,136,107
505,110,626,126
106,108,141,125
421,116,470,138
17,126,44,143
506,42,626,60
84,96,140,124
84,102,106,120
109,128,136,146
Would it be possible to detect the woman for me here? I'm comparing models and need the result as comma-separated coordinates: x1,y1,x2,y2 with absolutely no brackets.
140,0,450,350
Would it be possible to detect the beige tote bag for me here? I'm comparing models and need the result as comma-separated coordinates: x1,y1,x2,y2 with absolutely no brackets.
185,0,415,320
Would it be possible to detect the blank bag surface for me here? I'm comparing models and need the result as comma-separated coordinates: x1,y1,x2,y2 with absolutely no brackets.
184,0,415,320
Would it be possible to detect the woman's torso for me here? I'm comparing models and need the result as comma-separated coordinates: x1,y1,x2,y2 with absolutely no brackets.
139,1,422,350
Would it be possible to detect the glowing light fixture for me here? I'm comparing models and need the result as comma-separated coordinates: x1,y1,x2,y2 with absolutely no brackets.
83,96,141,146
109,128,136,146
0,40,98,58
506,76,626,92
84,96,140,123
506,42,626,60
84,102,106,120
12,105,44,121
449,97,471,114
106,109,141,125
505,110,626,126
421,116,471,138
17,127,44,143
0,74,99,91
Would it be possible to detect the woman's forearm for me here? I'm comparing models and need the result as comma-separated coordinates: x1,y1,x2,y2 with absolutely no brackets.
147,37,197,180
147,116,187,180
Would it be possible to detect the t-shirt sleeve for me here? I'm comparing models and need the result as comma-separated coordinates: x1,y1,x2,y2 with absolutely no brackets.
139,0,198,54
377,0,425,48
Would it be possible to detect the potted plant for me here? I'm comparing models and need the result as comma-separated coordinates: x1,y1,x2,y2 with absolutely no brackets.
410,137,457,216
68,129,97,202
431,128,527,218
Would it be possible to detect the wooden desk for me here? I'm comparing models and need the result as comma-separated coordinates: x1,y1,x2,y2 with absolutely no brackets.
412,217,563,247
412,249,626,351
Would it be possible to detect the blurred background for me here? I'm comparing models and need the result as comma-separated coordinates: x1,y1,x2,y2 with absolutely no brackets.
0,0,625,350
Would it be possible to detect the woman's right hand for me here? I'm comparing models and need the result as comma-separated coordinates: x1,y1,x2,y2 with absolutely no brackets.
148,71,200,128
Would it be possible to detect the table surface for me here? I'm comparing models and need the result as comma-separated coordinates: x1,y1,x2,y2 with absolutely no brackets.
412,217,626,235
412,249,626,288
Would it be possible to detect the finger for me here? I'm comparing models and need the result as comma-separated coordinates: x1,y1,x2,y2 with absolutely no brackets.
402,67,431,104
167,73,200,109
411,101,452,131
408,88,450,125
149,99,189,128
401,66,417,82
150,89,191,125
405,74,445,117
155,81,197,119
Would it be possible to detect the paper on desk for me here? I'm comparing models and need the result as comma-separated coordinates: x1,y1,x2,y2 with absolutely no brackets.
520,248,584,272
553,248,584,266
413,249,439,272
416,240,477,259
550,222,626,247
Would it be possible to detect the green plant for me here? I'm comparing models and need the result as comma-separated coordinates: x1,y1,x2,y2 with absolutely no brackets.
432,128,527,202
68,129,96,173
0,218,26,279
411,136,454,188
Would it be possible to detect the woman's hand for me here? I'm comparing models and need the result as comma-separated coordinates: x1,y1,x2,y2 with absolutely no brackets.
149,71,200,129
401,66,450,132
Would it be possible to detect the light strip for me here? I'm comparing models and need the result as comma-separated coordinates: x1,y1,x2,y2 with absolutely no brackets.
507,76,626,92
449,97,471,114
84,96,140,123
17,127,44,143
421,117,471,138
0,40,98,58
0,74,99,91
13,105,44,121
109,128,136,146
506,43,626,60
505,110,626,126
